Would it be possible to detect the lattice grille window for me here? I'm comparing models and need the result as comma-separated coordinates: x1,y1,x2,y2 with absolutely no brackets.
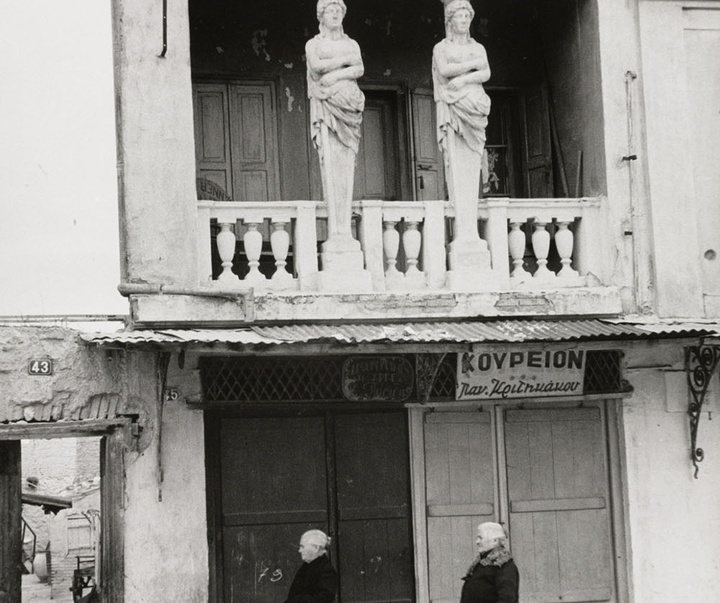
200,350,624,403
201,356,345,402
584,350,625,393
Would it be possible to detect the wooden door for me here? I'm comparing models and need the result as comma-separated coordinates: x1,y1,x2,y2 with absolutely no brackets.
335,413,414,603
219,417,328,603
504,407,614,603
411,90,446,201
194,83,233,200
215,411,414,603
521,86,554,198
193,82,280,201
0,442,22,602
354,93,401,201
424,412,495,603
229,84,280,201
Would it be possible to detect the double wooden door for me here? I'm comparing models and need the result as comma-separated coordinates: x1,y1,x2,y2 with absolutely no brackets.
212,411,414,603
422,403,618,603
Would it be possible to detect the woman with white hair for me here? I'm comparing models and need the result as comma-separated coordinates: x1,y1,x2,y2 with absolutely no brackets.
460,522,519,603
283,529,338,603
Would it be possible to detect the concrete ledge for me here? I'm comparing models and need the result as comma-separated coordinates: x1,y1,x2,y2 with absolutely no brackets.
128,287,623,327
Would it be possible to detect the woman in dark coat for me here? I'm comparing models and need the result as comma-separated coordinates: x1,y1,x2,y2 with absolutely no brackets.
284,529,338,603
460,522,519,603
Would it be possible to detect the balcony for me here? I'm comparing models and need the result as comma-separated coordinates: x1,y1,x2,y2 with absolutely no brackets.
99,196,620,326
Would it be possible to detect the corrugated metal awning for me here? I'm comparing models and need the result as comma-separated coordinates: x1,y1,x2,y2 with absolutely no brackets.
79,318,719,347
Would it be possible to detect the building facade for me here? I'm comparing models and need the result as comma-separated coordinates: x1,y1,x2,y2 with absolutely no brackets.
2,1,720,602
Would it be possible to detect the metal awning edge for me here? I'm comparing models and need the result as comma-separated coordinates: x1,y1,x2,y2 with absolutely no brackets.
78,319,720,347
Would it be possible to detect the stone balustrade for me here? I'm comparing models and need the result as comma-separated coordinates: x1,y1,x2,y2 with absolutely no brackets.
197,197,604,294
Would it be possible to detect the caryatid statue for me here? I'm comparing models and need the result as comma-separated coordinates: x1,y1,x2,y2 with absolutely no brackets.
306,0,367,273
433,0,493,285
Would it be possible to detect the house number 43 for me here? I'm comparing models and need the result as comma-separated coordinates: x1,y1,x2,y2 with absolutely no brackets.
28,359,53,375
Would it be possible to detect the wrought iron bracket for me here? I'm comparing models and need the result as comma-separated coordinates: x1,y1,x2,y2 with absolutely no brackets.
685,345,720,478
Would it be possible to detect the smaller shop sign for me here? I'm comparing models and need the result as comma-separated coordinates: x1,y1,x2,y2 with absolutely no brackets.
343,356,414,402
457,347,586,400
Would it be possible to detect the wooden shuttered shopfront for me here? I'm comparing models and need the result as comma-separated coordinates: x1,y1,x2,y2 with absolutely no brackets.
201,350,627,603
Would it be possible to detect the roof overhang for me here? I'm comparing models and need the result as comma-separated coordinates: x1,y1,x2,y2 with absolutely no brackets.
79,318,720,350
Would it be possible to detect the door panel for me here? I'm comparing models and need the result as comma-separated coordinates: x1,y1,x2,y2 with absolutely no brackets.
354,95,399,200
521,86,553,198
336,413,414,603
217,412,414,603
220,417,328,603
504,407,614,603
424,412,495,603
412,90,446,201
194,84,233,199
230,85,279,201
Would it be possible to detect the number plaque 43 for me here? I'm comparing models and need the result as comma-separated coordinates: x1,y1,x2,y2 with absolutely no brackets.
28,359,53,375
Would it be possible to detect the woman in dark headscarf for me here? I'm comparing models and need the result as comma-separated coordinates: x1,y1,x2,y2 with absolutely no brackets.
284,529,338,603
460,522,519,603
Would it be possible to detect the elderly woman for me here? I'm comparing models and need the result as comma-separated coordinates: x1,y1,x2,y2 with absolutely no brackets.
284,529,338,603
460,522,519,603
305,0,365,247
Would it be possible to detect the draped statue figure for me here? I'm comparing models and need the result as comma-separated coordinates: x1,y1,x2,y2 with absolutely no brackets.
306,0,367,274
432,0,493,287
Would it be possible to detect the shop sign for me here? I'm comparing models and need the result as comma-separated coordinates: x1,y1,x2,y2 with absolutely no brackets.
457,347,586,400
343,356,414,402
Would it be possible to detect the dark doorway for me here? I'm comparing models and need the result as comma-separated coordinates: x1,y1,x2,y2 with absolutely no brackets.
208,410,415,603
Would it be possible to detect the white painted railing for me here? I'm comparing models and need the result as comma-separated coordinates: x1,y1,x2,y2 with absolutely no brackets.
197,197,605,293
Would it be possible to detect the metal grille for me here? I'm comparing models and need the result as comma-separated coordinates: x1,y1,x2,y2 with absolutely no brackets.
201,356,345,402
200,350,624,403
584,350,624,393
427,354,457,400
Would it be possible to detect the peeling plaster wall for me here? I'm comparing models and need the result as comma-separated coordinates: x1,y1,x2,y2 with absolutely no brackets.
0,326,125,423
122,351,208,602
621,342,720,602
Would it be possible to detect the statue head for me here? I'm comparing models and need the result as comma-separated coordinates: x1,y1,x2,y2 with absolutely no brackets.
443,0,475,36
317,0,347,22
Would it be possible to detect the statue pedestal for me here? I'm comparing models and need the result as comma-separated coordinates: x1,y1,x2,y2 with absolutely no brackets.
446,236,495,291
319,235,373,292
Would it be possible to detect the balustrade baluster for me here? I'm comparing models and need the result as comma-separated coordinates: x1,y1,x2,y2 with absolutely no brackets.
508,221,529,282
403,221,422,277
243,220,266,285
270,220,294,287
555,221,579,278
383,220,402,279
216,222,238,282
532,221,553,280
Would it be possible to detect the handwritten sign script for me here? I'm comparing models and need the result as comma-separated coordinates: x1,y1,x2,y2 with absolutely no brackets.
343,356,414,402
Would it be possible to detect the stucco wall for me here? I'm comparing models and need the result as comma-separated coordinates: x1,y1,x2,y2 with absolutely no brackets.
123,356,208,603
622,341,720,602
596,0,656,315
112,0,198,287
